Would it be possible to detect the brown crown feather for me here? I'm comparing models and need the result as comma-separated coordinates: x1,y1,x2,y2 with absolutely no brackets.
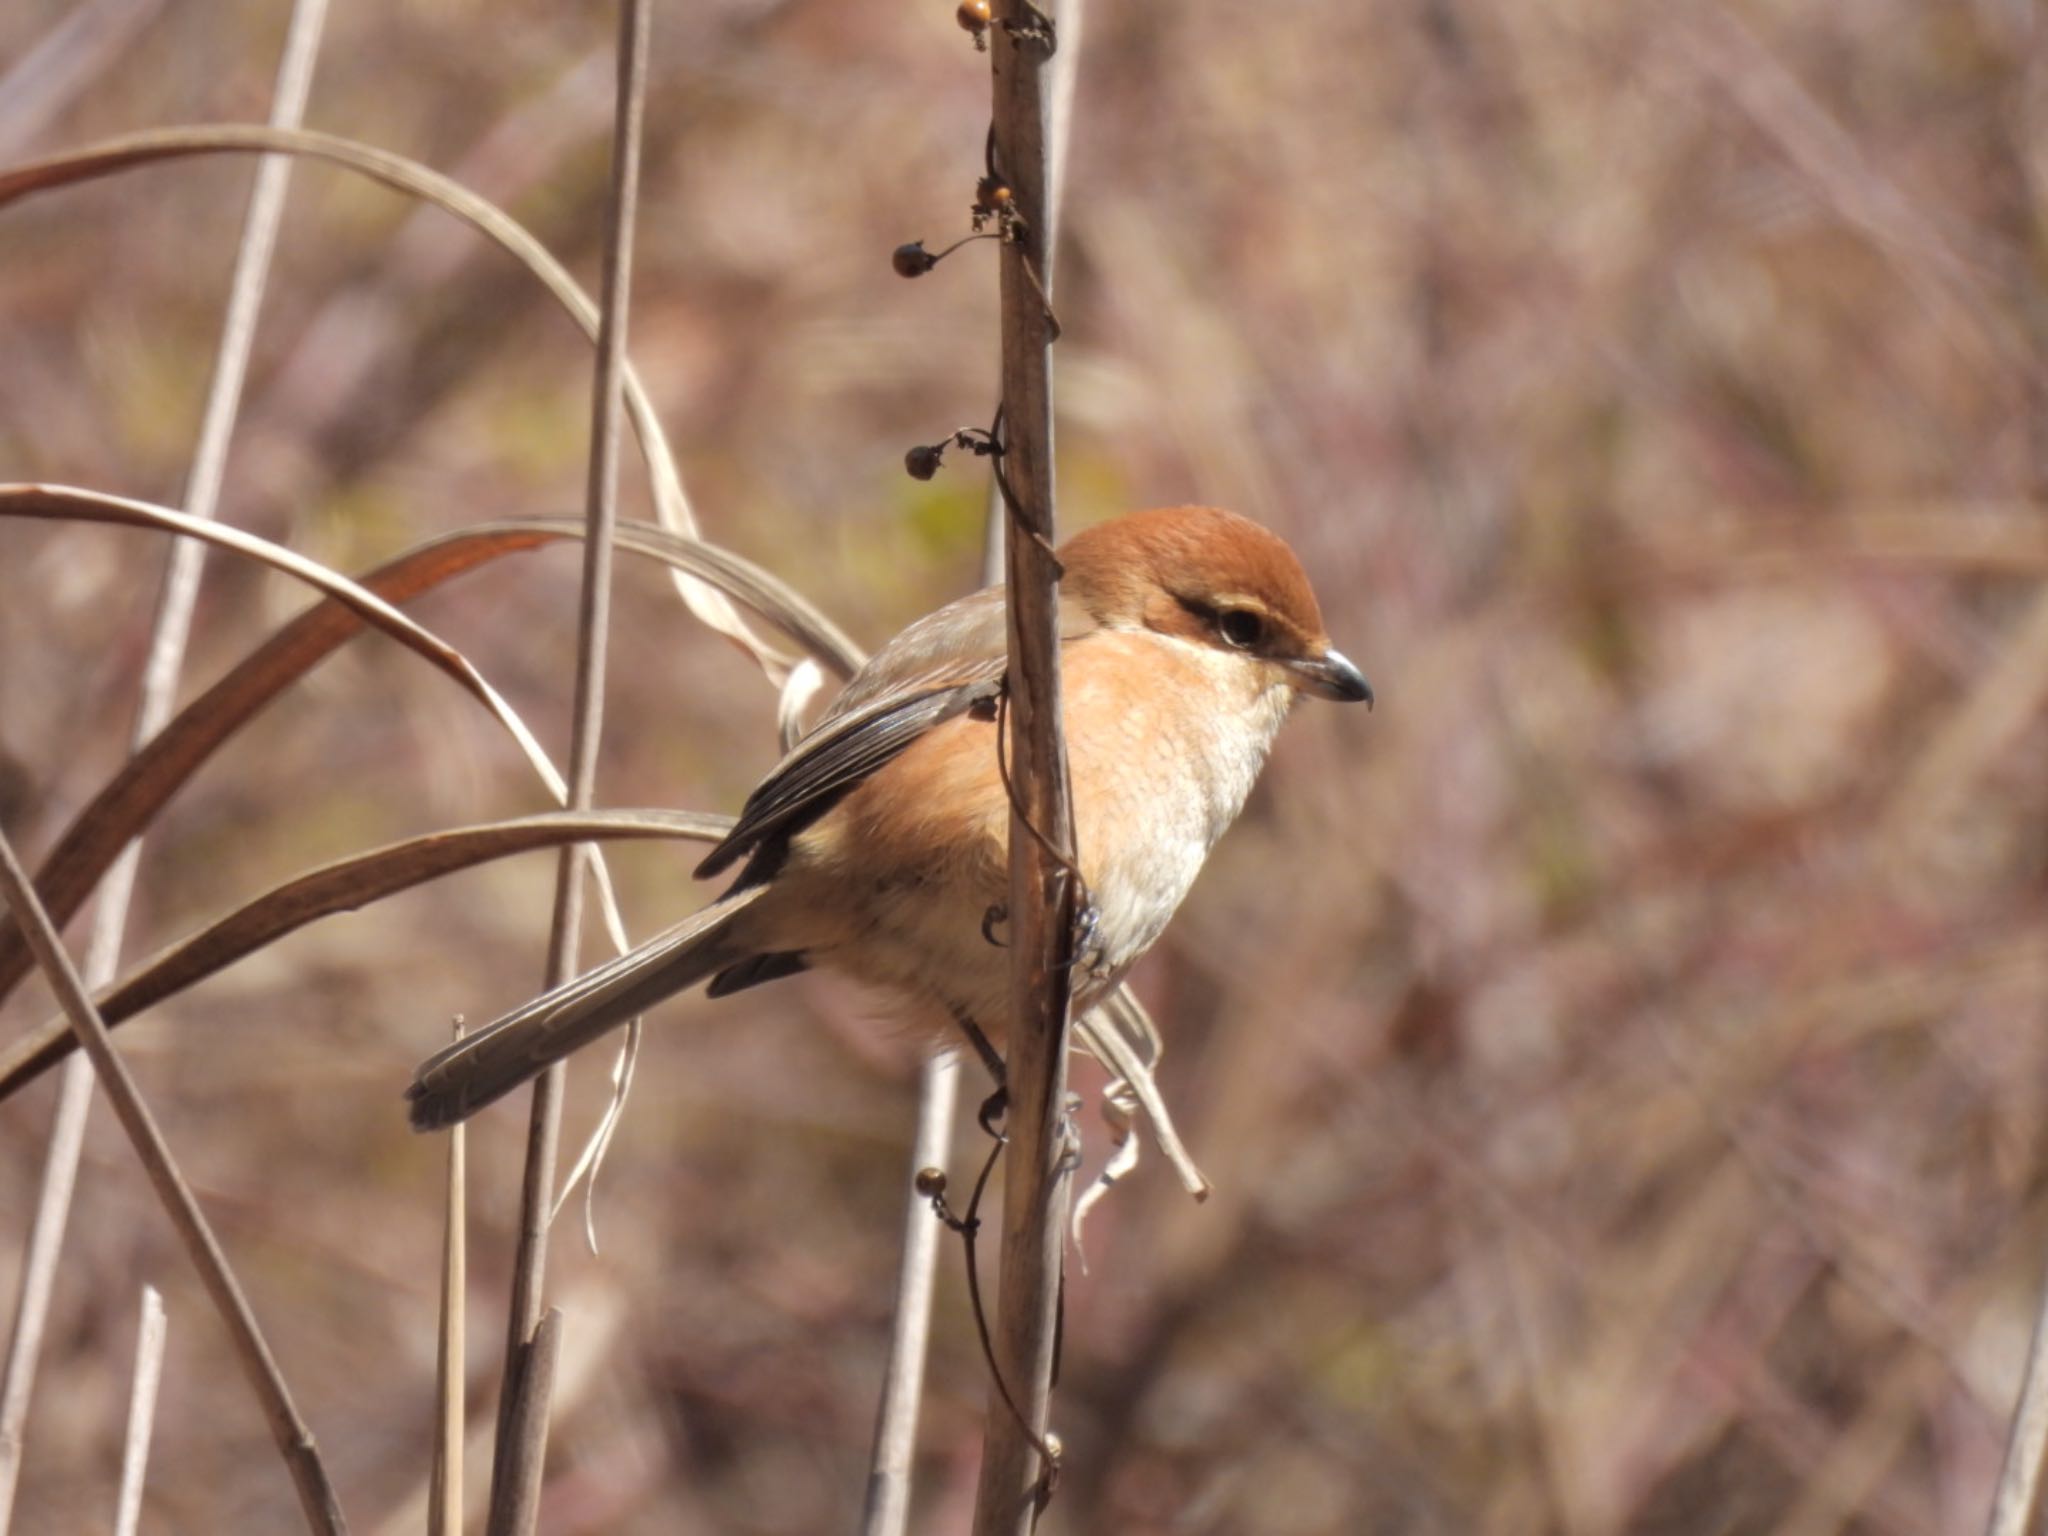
1060,505,1331,653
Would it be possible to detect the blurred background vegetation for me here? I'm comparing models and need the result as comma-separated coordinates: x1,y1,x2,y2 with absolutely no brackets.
3,0,2047,1531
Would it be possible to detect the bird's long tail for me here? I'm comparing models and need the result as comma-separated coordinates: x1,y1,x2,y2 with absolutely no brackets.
406,884,768,1131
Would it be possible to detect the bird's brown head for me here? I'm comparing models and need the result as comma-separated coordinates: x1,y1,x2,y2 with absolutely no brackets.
1060,506,1372,704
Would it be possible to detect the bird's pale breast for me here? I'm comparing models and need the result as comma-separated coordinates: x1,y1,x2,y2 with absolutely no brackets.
746,627,1292,1038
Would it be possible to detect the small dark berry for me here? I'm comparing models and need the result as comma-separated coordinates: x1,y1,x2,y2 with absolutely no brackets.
892,240,938,278
905,444,946,481
915,1166,949,1197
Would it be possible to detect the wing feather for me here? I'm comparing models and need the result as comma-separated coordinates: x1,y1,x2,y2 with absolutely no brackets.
694,583,1097,882
693,673,1002,879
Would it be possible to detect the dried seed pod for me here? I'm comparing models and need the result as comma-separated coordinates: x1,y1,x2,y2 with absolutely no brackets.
915,1166,949,1198
975,174,1013,216
892,240,938,278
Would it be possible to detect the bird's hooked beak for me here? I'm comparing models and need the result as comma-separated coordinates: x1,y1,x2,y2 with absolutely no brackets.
1289,646,1373,706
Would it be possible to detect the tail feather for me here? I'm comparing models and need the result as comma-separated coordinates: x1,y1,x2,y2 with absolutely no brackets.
406,886,768,1130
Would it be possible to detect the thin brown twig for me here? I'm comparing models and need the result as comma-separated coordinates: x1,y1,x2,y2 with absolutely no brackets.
0,3,329,1528
485,0,651,1526
992,686,1090,902
0,829,348,1532
933,1113,1062,1469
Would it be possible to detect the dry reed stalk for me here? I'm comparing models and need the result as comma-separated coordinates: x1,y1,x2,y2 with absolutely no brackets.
861,1054,963,1536
484,0,651,1527
488,1308,561,1534
969,2,1079,1530
1987,1265,2048,1536
864,10,1088,1527
430,1024,467,1536
0,830,347,1531
111,1286,167,1536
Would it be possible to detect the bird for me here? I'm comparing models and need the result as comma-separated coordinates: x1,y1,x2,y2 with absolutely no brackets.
406,505,1370,1131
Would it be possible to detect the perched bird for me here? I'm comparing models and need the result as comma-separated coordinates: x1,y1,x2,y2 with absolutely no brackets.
407,505,1370,1130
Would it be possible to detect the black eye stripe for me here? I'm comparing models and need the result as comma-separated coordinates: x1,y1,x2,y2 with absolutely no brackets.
1172,594,1269,649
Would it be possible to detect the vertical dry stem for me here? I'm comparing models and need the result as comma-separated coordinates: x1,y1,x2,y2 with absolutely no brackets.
111,1286,167,1536
485,0,650,1528
860,1055,963,1536
1987,1256,2048,1536
0,831,347,1532
861,27,1086,1492
430,1025,467,1536
970,4,1078,1532
0,2,329,1527
489,1307,562,1536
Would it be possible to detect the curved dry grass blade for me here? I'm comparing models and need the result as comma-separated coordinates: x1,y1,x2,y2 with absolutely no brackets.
1069,1073,1139,1267
0,830,347,1533
505,519,863,676
0,516,855,1013
551,1016,640,1248
0,493,550,1008
0,810,732,1101
0,487,574,1016
0,125,791,679
0,483,560,787
776,658,828,755
0,526,539,1010
1077,988,1210,1200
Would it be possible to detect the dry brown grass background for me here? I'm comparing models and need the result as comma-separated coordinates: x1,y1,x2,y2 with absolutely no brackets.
3,0,2047,1531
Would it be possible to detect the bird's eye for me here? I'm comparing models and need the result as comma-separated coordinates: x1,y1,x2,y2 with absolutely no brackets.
1219,609,1264,648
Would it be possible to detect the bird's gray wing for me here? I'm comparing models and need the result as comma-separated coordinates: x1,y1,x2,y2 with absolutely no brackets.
694,583,1097,882
692,670,1005,880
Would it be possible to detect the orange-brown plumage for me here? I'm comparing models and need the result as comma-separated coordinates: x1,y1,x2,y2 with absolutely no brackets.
408,506,1369,1129
1063,504,1331,652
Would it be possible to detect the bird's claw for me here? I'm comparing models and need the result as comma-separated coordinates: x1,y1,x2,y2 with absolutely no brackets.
1061,899,1102,973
